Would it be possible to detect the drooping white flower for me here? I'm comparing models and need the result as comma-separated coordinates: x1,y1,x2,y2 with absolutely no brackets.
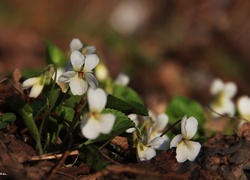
114,73,130,86
170,116,201,163
22,66,54,98
58,51,99,95
136,128,164,161
22,77,44,98
210,78,237,117
80,88,115,139
237,95,250,126
148,112,169,150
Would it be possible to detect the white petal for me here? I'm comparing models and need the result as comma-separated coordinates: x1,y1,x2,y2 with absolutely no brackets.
65,60,73,71
212,99,235,117
53,68,64,81
58,71,75,83
128,114,139,126
224,82,237,99
86,73,98,89
221,99,235,116
80,117,100,139
83,54,99,72
69,75,88,95
126,127,136,133
22,77,40,89
156,135,170,150
71,51,85,71
154,113,168,132
181,116,198,139
84,46,96,55
29,83,44,98
170,134,182,148
181,115,187,136
137,145,156,161
88,88,107,112
148,137,164,147
210,78,224,95
98,114,115,134
237,96,250,118
176,140,201,163
114,73,130,86
70,38,83,52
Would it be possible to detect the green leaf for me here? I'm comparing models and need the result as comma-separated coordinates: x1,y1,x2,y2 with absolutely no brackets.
0,113,16,129
61,91,83,109
6,97,42,154
1,113,16,122
0,122,8,129
166,96,205,125
79,145,107,171
106,94,148,116
47,88,61,111
113,85,142,103
30,99,47,119
45,39,67,67
89,108,134,143
43,82,62,112
54,105,75,122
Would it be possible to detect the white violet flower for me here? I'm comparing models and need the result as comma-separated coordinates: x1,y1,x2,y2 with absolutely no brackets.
80,88,115,139
170,116,201,163
148,112,170,150
136,128,164,161
22,77,45,98
22,67,54,98
58,51,99,95
237,95,250,126
210,78,237,117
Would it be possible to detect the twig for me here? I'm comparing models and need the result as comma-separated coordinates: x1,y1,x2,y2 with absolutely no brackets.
47,150,70,179
56,171,77,180
79,165,188,180
30,150,79,161
102,153,121,165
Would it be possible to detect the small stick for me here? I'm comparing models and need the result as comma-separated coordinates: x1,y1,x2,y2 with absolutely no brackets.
30,150,79,161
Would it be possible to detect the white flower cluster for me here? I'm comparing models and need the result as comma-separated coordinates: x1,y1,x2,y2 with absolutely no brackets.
209,78,237,117
58,39,99,96
210,78,250,127
134,112,169,161
132,113,201,163
22,38,202,164
22,38,116,140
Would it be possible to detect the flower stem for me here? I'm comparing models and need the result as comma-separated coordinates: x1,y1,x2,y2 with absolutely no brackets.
160,119,182,137
63,95,87,149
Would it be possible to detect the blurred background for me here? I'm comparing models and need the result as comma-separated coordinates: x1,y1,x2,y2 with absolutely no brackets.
1,0,250,112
